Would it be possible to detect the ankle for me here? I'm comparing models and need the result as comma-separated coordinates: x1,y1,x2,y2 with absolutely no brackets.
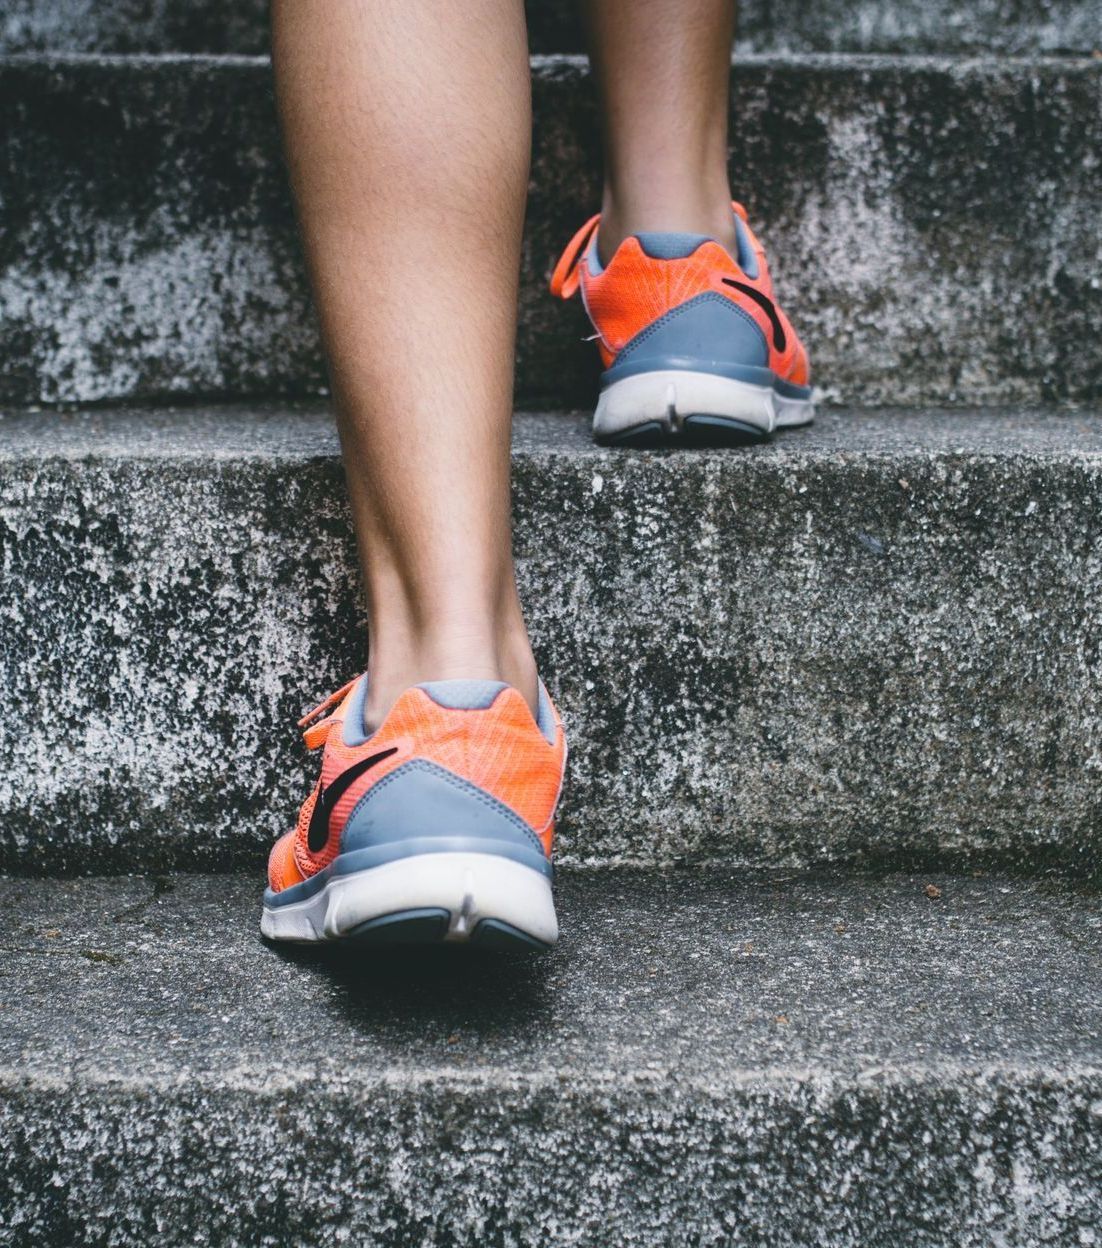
363,615,538,732
598,191,737,267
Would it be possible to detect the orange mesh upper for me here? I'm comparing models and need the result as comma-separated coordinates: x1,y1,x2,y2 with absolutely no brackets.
268,681,566,891
551,201,810,386
267,830,306,892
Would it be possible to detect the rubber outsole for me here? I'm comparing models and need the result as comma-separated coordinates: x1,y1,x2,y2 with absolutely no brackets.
592,368,813,447
347,907,451,945
261,851,558,951
602,415,770,449
344,908,551,952
470,918,552,952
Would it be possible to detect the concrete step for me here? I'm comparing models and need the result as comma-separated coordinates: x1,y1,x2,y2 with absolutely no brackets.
4,0,1101,56
1,867,1099,1246
1,54,1099,408
2,403,1101,876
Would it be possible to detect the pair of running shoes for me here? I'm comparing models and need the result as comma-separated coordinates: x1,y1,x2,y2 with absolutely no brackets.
262,204,813,950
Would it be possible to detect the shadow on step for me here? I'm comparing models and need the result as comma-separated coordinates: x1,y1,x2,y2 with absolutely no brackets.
267,941,556,1038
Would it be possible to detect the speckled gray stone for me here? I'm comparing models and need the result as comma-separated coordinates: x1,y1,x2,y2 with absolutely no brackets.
1,403,1101,876
0,869,1099,1246
1,55,1100,407
735,0,1102,54
2,0,1100,55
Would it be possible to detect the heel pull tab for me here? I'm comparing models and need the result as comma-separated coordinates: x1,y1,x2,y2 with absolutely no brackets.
297,676,360,749
550,213,600,299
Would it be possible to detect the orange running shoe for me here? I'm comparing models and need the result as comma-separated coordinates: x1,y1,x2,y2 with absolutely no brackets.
551,202,813,446
262,676,566,950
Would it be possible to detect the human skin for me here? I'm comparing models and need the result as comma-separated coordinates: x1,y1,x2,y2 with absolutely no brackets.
271,0,738,727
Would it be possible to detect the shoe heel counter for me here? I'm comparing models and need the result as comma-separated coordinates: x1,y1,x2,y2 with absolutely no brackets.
340,760,550,873
604,292,771,386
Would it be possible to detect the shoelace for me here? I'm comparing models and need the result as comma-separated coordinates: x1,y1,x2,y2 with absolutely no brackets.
297,676,359,750
549,213,600,300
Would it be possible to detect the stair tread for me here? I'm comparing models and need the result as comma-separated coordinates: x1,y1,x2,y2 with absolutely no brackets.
4,49,1101,63
5,867,1099,1242
4,402,1102,461
3,868,1100,1087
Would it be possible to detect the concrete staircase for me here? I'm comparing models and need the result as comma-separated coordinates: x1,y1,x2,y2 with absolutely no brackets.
1,4,1100,1245
3,55,1100,407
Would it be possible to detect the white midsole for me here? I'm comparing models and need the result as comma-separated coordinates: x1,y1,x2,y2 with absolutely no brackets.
261,852,558,946
593,369,776,438
774,391,815,429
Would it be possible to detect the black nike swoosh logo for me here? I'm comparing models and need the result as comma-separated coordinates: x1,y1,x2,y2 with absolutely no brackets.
720,278,787,353
307,747,399,854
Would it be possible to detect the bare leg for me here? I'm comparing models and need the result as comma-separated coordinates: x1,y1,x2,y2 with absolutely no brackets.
581,0,738,263
271,0,537,728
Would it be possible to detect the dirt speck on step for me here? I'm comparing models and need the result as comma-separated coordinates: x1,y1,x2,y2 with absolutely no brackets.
81,949,122,966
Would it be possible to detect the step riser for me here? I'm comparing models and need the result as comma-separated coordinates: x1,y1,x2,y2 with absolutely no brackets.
4,1078,1098,1247
3,410,1100,874
2,57,1100,408
3,0,1101,55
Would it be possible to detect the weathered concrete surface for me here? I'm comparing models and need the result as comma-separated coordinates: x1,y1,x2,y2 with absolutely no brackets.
739,0,1102,54
1,404,1101,875
0,56,313,406
0,869,1099,1247
0,0,271,55
1,55,1100,407
3,0,1100,55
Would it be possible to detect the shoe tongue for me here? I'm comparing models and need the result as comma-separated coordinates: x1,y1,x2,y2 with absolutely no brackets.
633,232,713,260
416,680,509,710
